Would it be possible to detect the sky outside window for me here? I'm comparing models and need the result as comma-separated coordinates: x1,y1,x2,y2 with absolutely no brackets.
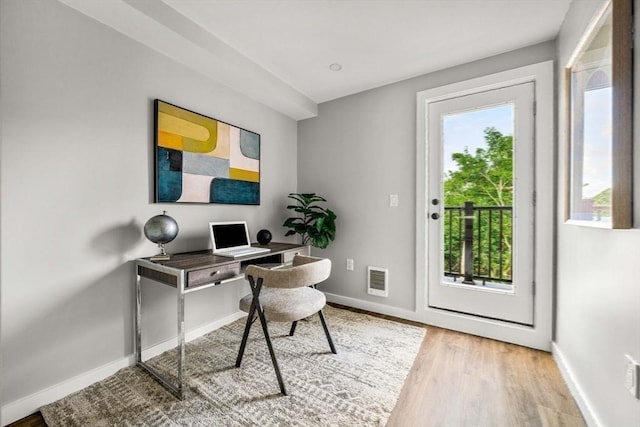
442,104,514,175
581,87,612,198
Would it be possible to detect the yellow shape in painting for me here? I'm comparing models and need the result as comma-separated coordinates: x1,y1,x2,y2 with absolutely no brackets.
159,112,209,141
158,112,212,152
229,168,259,183
157,101,218,153
157,131,182,150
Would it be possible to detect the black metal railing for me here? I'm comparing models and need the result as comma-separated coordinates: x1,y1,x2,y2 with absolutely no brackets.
443,202,512,285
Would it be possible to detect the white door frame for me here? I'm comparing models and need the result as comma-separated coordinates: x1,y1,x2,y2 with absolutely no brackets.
415,61,554,351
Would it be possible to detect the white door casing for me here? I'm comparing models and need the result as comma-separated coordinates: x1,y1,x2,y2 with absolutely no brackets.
415,61,554,351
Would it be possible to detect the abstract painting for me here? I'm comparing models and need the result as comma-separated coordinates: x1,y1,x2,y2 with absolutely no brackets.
154,99,260,204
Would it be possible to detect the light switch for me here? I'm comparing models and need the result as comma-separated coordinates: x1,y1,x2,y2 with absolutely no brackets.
346,258,354,271
390,194,399,207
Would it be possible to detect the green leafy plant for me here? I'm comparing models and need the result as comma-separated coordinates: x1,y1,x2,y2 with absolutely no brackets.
283,193,337,249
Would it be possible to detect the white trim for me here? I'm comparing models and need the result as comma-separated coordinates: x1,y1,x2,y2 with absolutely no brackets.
141,311,246,360
565,0,612,68
444,282,514,295
1,311,246,426
552,343,603,427
564,219,612,229
415,60,554,351
324,292,421,323
324,292,549,350
421,307,550,351
1,356,132,426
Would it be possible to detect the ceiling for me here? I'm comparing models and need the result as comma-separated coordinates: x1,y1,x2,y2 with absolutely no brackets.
59,0,572,119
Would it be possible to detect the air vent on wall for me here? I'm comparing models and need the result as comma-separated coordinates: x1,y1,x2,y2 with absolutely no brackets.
367,266,388,297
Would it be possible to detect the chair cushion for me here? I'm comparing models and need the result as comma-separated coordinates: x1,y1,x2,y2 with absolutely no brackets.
239,287,326,322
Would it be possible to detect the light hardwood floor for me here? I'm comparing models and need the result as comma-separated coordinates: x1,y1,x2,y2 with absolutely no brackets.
8,307,585,427
387,323,585,426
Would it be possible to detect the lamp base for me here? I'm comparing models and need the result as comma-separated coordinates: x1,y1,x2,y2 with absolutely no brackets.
149,253,171,261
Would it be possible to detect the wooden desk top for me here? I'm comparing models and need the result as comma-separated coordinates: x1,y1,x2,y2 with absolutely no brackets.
140,242,305,272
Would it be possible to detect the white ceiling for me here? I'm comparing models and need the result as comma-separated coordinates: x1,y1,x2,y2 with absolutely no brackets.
59,0,572,119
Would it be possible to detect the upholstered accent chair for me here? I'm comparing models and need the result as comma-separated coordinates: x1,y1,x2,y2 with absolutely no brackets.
235,255,337,395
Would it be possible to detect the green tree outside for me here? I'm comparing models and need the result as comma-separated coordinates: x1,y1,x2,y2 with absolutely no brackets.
443,127,513,282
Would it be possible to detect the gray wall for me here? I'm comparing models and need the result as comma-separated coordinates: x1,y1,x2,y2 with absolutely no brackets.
4,0,639,425
555,1,640,426
298,41,556,312
0,0,297,405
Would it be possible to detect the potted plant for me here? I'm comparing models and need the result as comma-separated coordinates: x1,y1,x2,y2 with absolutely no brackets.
283,193,337,249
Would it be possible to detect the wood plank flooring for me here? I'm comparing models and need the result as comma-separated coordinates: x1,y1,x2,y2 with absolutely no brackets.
6,413,45,427
386,324,585,427
7,307,584,427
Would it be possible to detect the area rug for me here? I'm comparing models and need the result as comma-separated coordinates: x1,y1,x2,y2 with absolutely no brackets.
41,305,425,426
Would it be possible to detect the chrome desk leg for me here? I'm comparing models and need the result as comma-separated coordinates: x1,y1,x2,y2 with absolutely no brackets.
176,271,186,398
135,270,142,364
135,265,186,400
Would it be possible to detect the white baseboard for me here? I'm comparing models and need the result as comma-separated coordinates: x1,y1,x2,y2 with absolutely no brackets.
552,342,602,427
324,292,421,322
1,356,134,426
141,311,246,360
324,293,550,350
1,311,246,426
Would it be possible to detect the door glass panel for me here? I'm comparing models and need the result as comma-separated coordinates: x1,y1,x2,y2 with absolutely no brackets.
441,104,514,290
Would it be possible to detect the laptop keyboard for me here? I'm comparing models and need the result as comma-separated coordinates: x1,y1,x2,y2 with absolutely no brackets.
226,248,255,256
220,247,269,257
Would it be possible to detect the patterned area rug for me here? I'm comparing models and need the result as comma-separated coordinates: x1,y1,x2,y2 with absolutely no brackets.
41,306,425,426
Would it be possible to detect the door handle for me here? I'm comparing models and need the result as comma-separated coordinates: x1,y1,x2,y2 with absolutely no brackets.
431,198,440,205
431,213,440,220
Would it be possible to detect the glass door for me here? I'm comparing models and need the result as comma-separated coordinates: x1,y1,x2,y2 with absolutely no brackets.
427,82,535,325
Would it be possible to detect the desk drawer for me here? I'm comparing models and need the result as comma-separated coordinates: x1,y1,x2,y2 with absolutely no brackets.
187,263,240,288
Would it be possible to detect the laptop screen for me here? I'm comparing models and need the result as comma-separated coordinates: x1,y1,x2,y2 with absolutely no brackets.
210,222,250,251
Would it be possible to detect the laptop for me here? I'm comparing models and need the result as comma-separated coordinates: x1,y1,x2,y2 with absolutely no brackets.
209,221,271,258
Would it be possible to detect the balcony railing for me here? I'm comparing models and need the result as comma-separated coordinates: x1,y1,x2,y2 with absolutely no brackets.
443,202,512,285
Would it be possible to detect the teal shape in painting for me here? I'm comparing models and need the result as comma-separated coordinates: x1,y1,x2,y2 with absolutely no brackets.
239,130,260,160
210,178,259,205
157,147,182,202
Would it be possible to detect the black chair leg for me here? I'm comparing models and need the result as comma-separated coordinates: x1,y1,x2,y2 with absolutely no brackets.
235,303,256,368
237,276,287,395
237,276,265,368
318,310,337,354
289,321,298,336
256,305,287,395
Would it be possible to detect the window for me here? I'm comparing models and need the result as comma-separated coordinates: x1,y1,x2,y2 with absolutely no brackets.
565,0,632,228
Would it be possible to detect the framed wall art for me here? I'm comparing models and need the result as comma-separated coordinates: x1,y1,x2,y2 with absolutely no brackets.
154,99,261,205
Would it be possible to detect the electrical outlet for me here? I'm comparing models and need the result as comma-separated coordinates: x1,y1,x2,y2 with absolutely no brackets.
625,354,640,399
346,258,354,271
389,194,399,207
